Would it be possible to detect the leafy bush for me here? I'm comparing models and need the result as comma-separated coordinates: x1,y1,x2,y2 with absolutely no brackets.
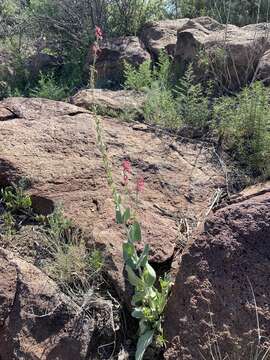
30,73,67,100
213,82,270,178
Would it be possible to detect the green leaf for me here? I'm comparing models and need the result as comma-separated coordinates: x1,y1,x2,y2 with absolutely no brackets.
142,262,156,287
131,291,145,306
115,209,123,224
126,265,140,287
132,307,145,319
123,208,131,223
135,329,155,360
136,244,150,269
123,242,138,269
129,221,142,242
139,319,149,336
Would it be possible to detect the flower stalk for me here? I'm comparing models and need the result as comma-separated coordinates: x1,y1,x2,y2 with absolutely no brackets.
90,26,173,360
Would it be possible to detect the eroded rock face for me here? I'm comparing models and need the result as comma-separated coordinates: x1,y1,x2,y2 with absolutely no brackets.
0,97,224,300
0,248,114,360
140,18,190,58
70,89,145,118
175,18,270,89
85,36,150,87
164,188,270,359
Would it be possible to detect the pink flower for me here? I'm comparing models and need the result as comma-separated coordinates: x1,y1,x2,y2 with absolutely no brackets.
136,176,144,193
95,26,103,40
122,160,132,174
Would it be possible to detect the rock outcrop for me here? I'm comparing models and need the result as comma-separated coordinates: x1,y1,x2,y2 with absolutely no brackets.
164,187,270,359
0,248,115,360
84,36,150,87
82,17,270,90
0,97,224,300
71,89,145,118
140,18,190,58
174,18,270,89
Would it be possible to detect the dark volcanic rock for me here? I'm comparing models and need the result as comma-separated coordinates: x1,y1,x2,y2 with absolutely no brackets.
164,189,270,359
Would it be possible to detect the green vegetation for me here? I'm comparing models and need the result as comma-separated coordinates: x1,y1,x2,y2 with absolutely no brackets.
30,73,67,101
0,180,32,234
44,228,103,291
124,56,270,178
175,64,211,131
124,55,210,131
213,82,270,178
93,39,173,355
95,125,173,358
45,206,72,241
124,60,153,92
144,84,179,128
0,182,103,295
174,0,270,25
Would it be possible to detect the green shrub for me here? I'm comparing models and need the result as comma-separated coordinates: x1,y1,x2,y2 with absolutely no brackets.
125,52,181,128
30,72,67,100
175,64,210,130
144,83,180,129
124,60,153,92
124,51,172,92
153,50,173,90
213,82,270,178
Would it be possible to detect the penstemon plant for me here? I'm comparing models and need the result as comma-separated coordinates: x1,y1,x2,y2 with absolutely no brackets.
91,26,173,360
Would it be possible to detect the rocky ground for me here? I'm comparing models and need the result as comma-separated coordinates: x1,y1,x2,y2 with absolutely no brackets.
0,15,270,360
0,96,269,359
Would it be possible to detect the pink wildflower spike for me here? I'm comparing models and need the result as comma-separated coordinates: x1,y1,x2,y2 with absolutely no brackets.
136,176,144,193
95,26,103,40
122,160,132,174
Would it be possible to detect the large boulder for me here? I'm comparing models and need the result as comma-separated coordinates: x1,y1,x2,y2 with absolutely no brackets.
70,89,145,119
0,247,115,359
84,36,150,87
175,18,270,89
140,19,190,59
0,97,224,300
164,187,270,359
